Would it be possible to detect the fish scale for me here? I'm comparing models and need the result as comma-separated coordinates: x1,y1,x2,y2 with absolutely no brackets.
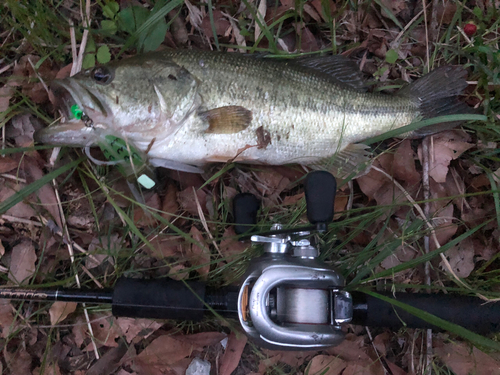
35,49,470,176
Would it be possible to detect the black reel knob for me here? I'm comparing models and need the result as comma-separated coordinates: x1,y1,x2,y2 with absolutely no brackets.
233,193,260,234
305,171,337,231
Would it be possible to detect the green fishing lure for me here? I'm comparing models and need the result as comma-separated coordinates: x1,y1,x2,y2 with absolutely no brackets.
72,105,155,189
97,135,155,189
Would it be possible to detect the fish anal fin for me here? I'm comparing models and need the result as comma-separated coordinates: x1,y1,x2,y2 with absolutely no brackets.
201,106,252,134
311,143,373,180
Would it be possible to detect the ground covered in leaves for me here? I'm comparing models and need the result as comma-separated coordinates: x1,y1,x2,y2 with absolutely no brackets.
1,0,500,374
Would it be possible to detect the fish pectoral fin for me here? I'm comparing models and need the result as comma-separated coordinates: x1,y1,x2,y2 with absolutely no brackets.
149,158,204,174
200,106,252,134
312,143,373,180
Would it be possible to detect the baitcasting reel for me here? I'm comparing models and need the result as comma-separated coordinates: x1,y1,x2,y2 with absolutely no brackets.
233,171,352,349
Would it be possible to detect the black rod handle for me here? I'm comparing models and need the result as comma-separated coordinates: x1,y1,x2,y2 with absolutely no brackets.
351,292,500,334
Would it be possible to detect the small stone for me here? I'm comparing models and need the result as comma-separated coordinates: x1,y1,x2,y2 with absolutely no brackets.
186,358,211,375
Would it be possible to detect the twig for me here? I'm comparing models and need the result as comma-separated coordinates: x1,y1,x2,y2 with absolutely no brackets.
0,174,27,183
421,137,432,375
422,0,430,71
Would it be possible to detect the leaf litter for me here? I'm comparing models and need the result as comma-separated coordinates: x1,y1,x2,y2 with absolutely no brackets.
1,0,500,374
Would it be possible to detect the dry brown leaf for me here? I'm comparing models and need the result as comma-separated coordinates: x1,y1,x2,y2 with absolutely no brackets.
440,237,475,278
0,183,36,219
5,346,32,375
0,85,14,112
132,335,194,374
161,183,179,221
133,193,161,226
0,156,18,174
0,300,15,338
49,302,77,325
32,363,62,375
282,192,304,206
385,360,407,375
7,114,38,147
86,341,129,375
326,333,370,362
343,362,384,375
258,356,281,374
24,155,63,230
201,10,230,38
219,332,247,375
84,314,120,349
393,140,420,186
9,238,37,284
430,204,458,252
418,131,474,183
175,331,227,347
177,187,208,216
116,318,163,343
434,342,500,375
187,226,210,278
219,227,249,261
306,355,347,375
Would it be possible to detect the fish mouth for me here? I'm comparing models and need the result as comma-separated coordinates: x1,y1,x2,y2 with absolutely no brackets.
34,78,111,147
50,79,109,122
34,79,110,146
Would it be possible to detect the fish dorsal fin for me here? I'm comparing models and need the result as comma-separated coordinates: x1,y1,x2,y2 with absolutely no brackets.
201,106,253,134
292,55,367,92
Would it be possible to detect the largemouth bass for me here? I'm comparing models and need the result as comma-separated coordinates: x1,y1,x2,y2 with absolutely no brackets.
35,49,470,176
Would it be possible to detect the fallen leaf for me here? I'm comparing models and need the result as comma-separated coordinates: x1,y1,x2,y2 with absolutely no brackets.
0,157,17,174
0,85,14,112
187,226,210,278
219,227,249,261
177,187,208,216
132,335,194,374
5,346,32,375
434,342,500,375
86,340,128,375
49,302,77,325
133,193,161,226
116,318,163,343
440,237,475,278
32,363,62,375
0,183,37,219
305,355,347,375
9,238,37,284
161,183,179,221
175,331,227,347
219,332,247,375
84,314,120,349
0,300,15,338
24,155,63,229
393,140,420,186
418,131,474,183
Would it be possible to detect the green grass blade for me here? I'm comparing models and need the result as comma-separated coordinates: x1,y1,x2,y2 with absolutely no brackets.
364,114,487,145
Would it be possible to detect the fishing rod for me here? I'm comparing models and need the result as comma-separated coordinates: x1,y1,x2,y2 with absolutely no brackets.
1,171,499,350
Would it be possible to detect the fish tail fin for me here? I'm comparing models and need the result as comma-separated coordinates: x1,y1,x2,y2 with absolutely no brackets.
400,66,473,137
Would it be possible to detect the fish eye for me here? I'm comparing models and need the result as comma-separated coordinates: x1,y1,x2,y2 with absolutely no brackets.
91,67,113,85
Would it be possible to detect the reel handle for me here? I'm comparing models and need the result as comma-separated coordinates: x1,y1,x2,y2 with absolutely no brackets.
233,193,260,234
305,171,337,230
